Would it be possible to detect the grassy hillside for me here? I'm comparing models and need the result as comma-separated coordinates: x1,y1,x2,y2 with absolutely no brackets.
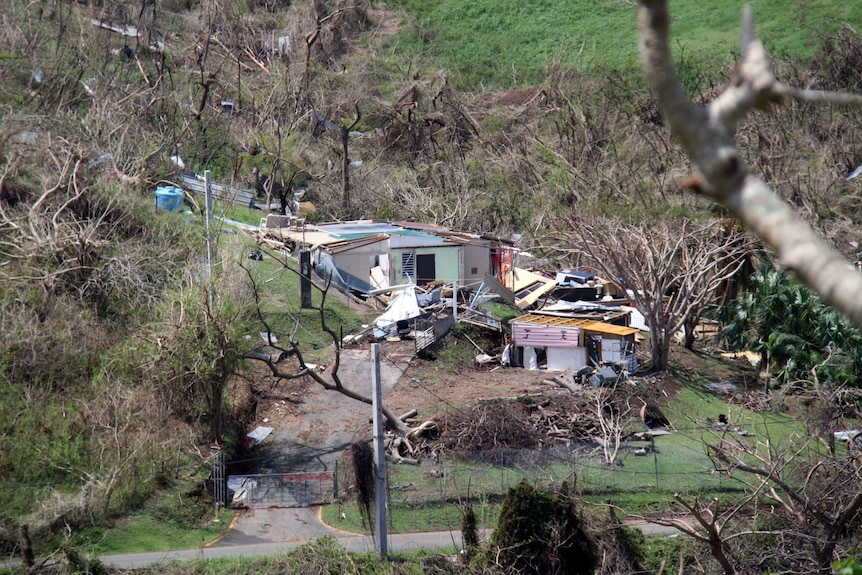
1,0,861,561
383,0,862,88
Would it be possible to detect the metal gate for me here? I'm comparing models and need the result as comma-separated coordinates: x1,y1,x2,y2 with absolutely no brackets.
227,471,335,508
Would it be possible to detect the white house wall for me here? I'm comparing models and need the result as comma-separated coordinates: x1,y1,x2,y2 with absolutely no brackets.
462,243,491,286
547,347,587,372
330,239,389,288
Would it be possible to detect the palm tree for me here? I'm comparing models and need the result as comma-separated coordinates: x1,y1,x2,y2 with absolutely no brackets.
719,264,862,390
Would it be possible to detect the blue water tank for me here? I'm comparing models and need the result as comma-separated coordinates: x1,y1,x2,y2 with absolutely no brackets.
154,186,184,212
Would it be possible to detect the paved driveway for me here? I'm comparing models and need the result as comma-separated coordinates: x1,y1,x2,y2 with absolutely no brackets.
215,344,413,546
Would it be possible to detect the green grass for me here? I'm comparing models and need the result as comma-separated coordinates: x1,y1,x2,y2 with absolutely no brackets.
91,508,235,555
382,0,862,89
231,236,375,352
324,369,811,534
144,538,436,575
220,202,265,227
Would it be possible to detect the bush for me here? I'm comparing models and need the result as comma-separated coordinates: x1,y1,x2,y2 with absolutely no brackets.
489,480,597,575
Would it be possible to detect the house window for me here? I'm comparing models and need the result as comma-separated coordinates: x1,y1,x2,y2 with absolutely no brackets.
401,251,415,279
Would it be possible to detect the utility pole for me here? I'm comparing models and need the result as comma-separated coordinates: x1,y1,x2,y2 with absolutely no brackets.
300,250,313,309
371,343,388,558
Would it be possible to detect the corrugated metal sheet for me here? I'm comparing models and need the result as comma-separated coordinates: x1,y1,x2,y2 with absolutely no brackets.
327,235,388,254
512,314,586,328
511,314,639,357
512,314,639,336
577,321,639,337
512,322,579,348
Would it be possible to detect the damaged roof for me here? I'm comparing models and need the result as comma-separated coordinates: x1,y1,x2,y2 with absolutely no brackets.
511,313,639,337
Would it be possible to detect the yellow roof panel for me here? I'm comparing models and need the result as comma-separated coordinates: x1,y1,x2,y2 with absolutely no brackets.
576,321,639,336
511,314,638,336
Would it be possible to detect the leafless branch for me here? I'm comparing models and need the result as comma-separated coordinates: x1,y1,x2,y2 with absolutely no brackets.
637,0,862,328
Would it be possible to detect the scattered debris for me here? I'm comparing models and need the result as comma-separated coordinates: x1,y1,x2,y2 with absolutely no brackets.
720,350,760,367
834,430,861,442
246,426,274,446
259,331,278,344
703,381,738,394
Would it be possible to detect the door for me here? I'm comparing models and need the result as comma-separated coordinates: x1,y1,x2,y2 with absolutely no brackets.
587,335,602,367
416,253,436,285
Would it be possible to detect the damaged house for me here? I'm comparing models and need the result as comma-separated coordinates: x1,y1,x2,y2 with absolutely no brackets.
258,219,515,295
509,303,639,373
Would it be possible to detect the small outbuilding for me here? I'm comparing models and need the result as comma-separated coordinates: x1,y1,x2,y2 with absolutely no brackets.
510,313,639,373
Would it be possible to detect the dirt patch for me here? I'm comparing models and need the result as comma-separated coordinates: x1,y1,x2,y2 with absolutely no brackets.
385,358,555,418
231,363,313,432
367,7,400,38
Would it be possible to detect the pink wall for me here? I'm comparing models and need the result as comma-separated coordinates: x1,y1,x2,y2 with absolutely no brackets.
512,323,580,348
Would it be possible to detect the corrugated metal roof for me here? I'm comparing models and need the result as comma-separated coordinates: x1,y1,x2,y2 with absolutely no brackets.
392,221,514,245
577,321,639,337
264,229,343,246
512,314,586,328
327,235,389,254
315,221,402,238
511,314,639,336
389,233,456,248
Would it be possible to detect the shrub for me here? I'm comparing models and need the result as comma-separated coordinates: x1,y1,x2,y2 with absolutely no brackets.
490,480,597,575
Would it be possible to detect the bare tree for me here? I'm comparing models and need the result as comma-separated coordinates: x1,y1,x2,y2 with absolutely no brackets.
593,387,629,466
637,0,862,329
706,434,862,575
646,495,742,575
555,216,753,371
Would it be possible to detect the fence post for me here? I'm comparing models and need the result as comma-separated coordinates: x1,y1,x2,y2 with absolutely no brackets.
212,448,225,513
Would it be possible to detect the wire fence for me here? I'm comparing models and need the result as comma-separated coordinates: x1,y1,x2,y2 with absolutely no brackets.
356,442,739,510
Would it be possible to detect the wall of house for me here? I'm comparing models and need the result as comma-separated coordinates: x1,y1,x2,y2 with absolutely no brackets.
392,246,461,284
511,323,581,348
547,347,587,371
331,240,389,289
462,243,491,286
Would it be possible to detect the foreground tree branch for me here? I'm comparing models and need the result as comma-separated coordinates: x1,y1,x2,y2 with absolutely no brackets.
707,436,862,575
637,0,862,328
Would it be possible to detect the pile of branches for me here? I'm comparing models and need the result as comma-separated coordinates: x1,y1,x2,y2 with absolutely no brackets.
727,391,773,412
382,411,438,465
433,395,611,452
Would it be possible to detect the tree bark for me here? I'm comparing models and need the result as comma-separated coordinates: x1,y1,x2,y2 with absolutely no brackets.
20,523,33,569
637,0,862,330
